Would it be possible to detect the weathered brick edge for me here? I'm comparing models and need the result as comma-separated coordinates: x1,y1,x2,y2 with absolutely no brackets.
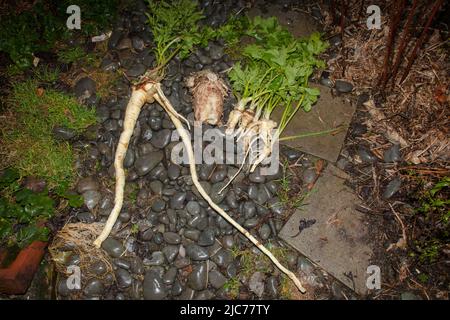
0,241,47,295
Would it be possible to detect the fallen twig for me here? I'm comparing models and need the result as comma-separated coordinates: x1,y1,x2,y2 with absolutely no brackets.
386,203,407,251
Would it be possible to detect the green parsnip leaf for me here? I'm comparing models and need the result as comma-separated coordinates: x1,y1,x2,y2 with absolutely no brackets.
221,15,328,134
146,0,214,75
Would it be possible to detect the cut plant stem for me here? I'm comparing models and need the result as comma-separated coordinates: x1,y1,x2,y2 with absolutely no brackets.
249,118,278,172
236,109,255,135
279,126,344,141
225,97,252,135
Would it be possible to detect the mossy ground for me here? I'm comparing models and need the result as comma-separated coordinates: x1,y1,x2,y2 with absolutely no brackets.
1,80,96,188
11,80,96,134
57,46,90,65
58,41,121,99
32,65,60,83
227,242,292,298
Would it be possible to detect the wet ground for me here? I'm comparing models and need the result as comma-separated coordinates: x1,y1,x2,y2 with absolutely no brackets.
1,0,441,301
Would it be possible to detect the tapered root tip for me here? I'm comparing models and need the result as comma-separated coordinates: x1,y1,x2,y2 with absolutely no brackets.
294,279,307,293
93,239,102,248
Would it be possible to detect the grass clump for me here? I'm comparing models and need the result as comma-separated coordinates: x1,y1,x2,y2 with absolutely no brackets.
57,47,88,64
223,277,241,299
232,243,289,278
229,243,291,298
1,80,96,187
57,45,100,67
11,80,96,134
7,137,75,188
276,160,313,215
32,65,60,83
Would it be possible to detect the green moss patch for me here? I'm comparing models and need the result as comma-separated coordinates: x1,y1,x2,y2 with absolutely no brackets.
1,80,96,187
11,80,96,134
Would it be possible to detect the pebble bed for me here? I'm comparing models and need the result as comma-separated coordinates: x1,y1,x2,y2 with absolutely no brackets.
54,0,357,300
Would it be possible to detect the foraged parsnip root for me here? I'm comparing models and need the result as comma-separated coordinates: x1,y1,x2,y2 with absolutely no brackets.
93,83,156,248
94,80,306,293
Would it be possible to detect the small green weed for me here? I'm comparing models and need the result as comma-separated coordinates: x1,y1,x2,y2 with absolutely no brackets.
33,65,60,83
418,273,429,284
412,177,449,264
0,168,54,248
277,160,311,211
130,223,139,235
417,239,440,264
57,47,86,64
417,176,450,225
126,183,139,205
232,243,289,278
223,277,240,299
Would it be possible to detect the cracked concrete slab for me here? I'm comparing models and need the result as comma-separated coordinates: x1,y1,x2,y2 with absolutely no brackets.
273,84,356,163
279,164,373,295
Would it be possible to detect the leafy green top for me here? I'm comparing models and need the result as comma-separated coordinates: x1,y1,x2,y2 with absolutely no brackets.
220,16,328,134
146,0,214,78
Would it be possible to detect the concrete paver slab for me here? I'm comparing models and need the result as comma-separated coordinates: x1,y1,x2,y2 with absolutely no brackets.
273,84,355,163
279,164,373,295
